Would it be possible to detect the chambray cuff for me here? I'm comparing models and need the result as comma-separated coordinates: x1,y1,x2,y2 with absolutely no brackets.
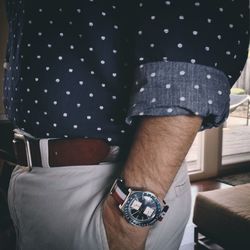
126,61,230,130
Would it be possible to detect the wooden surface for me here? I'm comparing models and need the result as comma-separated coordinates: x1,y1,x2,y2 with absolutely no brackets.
223,124,250,156
180,179,231,250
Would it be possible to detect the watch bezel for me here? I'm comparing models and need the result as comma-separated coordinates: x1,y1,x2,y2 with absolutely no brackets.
120,190,162,227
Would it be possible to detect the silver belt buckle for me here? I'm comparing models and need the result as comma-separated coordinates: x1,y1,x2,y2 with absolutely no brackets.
13,133,33,168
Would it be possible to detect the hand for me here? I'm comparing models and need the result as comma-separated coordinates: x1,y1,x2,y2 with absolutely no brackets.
102,195,150,250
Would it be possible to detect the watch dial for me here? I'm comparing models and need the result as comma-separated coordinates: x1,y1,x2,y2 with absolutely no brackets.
123,191,162,227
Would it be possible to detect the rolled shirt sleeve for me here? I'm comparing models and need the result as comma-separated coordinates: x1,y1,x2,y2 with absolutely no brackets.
125,0,249,131
126,61,230,130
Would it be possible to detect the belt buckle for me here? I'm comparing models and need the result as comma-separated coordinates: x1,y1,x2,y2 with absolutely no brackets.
13,133,33,168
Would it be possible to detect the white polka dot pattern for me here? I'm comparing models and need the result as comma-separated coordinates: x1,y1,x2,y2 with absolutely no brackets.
126,62,232,130
3,0,249,142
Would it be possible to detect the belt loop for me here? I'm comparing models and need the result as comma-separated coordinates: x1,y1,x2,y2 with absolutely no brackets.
104,146,120,162
39,139,50,168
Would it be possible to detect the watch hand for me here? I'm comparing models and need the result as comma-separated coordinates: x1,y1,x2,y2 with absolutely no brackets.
132,210,140,216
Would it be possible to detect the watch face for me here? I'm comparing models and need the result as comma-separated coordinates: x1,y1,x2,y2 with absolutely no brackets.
122,191,162,227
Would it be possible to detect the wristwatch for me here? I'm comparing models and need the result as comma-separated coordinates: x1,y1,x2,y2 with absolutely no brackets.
110,177,169,227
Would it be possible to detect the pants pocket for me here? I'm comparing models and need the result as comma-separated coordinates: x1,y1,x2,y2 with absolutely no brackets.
8,165,29,250
145,163,192,250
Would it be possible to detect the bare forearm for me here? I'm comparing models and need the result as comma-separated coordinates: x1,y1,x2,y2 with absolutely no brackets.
103,115,202,250
122,115,202,199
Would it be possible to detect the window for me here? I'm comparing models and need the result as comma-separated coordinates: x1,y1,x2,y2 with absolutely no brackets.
187,51,250,180
222,56,250,165
186,133,202,172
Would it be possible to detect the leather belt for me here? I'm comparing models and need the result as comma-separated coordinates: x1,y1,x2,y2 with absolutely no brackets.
13,133,121,167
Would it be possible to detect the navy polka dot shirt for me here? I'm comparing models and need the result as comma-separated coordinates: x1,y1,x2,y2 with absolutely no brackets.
3,0,249,146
